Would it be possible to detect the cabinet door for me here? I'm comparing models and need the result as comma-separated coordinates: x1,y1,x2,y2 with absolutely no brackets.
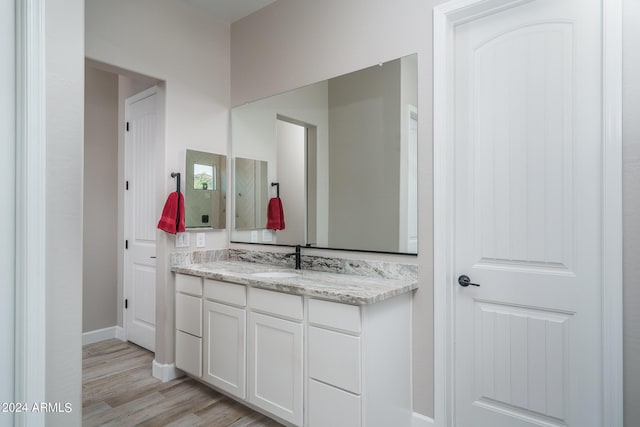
247,311,303,426
202,300,246,399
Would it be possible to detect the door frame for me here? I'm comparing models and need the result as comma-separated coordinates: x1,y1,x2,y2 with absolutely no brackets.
432,0,623,426
15,0,47,422
123,85,161,346
400,104,419,253
275,114,316,246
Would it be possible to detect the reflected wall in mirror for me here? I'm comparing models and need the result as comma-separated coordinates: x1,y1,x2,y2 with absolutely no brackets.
234,157,268,230
185,149,226,229
231,53,417,253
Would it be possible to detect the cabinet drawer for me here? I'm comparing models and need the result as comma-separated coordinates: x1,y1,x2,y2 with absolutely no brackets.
308,298,361,334
248,287,303,321
308,326,361,394
308,379,361,427
204,279,246,307
175,274,202,296
175,330,202,377
176,293,202,337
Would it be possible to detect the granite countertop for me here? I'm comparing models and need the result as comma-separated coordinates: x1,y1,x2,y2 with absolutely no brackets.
171,261,417,305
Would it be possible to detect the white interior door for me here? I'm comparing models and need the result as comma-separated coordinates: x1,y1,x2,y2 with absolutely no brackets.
453,1,604,426
124,87,159,352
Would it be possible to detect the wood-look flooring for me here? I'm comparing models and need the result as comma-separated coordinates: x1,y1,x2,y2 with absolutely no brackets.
83,339,282,427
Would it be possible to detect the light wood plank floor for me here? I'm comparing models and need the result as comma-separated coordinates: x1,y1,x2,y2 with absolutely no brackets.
83,339,283,427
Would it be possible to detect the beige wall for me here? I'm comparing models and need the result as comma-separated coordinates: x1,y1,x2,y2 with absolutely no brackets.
46,0,84,424
231,0,437,416
83,65,119,333
0,0,15,419
623,0,640,425
86,0,231,250
86,0,231,365
327,59,402,252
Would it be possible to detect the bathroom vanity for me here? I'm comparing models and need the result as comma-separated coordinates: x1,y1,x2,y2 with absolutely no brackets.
172,259,416,427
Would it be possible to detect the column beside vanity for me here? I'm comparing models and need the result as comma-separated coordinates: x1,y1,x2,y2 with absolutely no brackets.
172,249,417,427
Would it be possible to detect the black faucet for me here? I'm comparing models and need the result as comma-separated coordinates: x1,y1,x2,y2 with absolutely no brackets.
286,245,302,270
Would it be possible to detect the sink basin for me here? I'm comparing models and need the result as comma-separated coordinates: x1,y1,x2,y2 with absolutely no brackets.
251,271,299,279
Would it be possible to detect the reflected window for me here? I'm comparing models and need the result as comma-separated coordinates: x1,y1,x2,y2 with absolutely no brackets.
193,163,216,191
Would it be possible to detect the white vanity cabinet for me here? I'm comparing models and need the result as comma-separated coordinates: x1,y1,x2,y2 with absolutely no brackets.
173,269,413,427
306,294,412,427
175,274,203,377
247,287,304,427
202,279,247,399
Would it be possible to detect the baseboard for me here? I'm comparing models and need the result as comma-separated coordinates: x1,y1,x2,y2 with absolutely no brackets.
152,359,182,383
82,326,126,346
114,326,125,341
412,412,435,427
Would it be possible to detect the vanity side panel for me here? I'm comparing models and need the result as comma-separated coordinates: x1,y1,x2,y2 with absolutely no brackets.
361,292,412,427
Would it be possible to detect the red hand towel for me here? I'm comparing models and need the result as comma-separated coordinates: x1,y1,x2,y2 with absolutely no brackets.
266,197,285,230
157,192,186,234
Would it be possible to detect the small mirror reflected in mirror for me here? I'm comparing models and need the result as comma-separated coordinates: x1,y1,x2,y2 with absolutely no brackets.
185,149,226,229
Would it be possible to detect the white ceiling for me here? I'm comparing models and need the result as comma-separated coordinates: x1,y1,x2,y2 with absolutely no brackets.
184,0,276,23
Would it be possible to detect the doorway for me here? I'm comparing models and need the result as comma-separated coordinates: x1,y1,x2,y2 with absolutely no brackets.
273,116,318,247
123,86,161,352
433,0,623,426
83,61,163,352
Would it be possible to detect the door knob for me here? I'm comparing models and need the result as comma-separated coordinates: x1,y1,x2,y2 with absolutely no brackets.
458,275,480,287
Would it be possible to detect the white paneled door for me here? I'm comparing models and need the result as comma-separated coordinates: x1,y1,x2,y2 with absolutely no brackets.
124,87,159,352
453,0,604,426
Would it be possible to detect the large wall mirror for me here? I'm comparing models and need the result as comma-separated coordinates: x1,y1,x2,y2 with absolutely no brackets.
185,149,227,229
231,53,418,254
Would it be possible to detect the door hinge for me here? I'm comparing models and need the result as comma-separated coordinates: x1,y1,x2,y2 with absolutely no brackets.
126,122,130,132
125,239,128,250
126,180,129,190
125,299,128,309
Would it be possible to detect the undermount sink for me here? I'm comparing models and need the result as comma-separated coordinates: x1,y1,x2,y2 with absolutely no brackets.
251,271,299,279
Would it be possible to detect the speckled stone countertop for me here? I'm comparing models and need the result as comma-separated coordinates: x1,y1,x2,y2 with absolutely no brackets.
171,260,417,305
